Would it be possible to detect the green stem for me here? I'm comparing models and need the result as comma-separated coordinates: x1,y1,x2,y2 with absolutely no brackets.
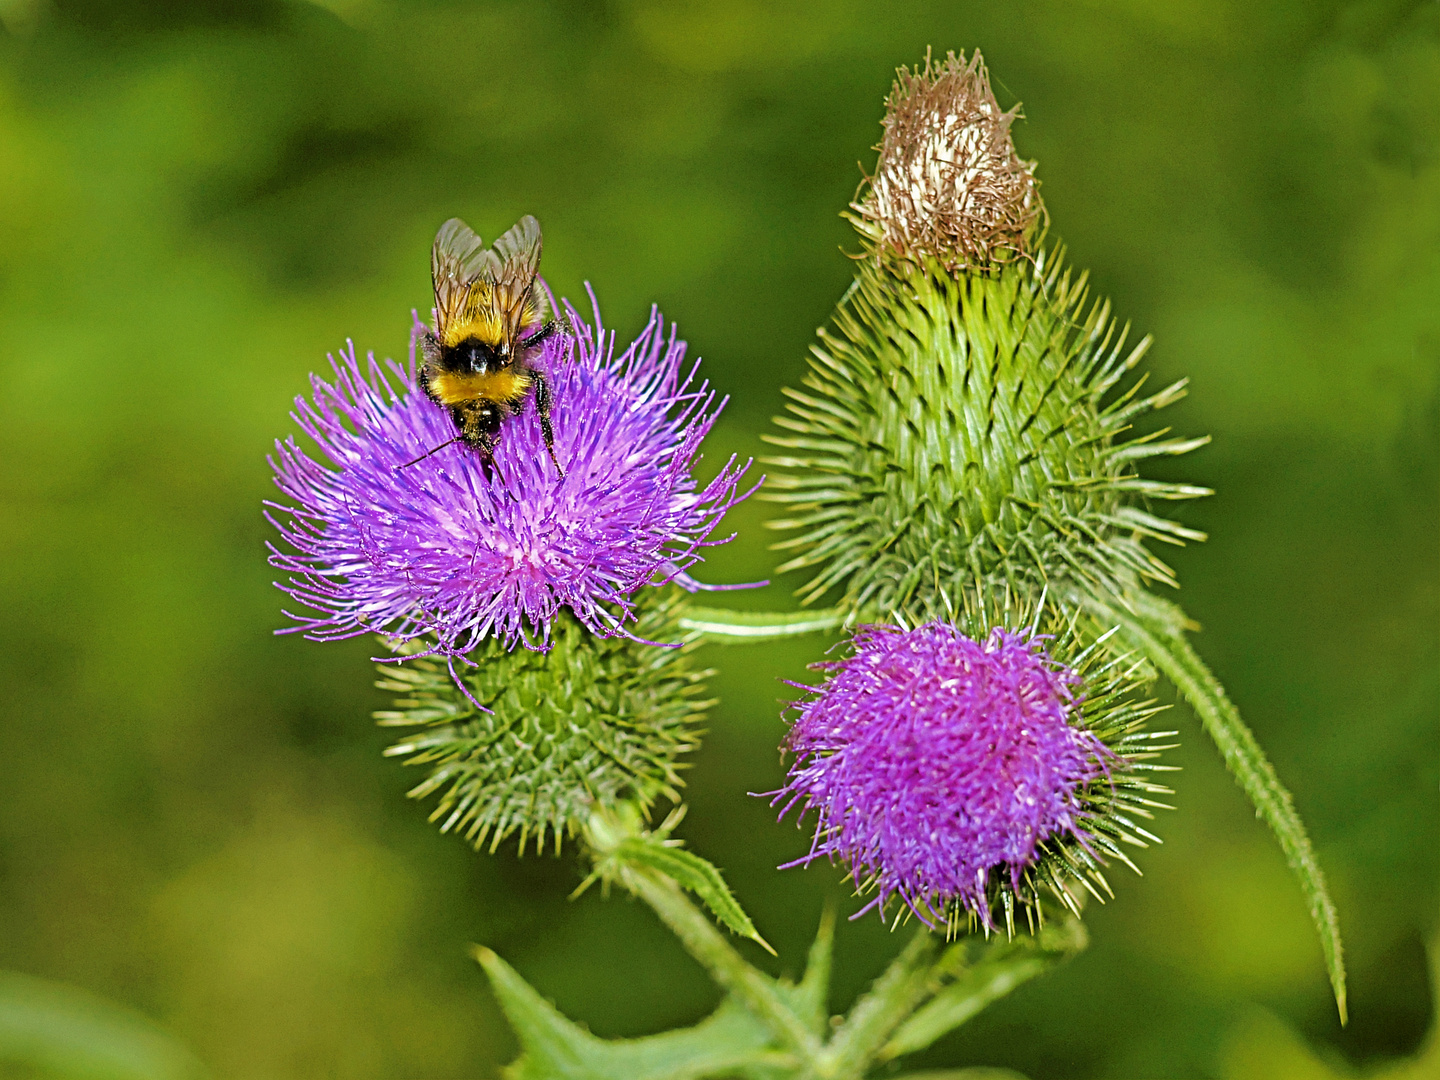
626,867,823,1061
794,904,837,1036
1083,591,1348,1023
808,930,951,1080
678,606,846,640
882,919,1087,1061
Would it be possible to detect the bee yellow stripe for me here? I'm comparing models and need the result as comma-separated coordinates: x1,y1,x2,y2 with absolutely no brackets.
428,368,532,406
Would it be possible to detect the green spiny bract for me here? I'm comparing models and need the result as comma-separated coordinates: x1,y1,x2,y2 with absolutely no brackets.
990,601,1177,935
374,594,710,855
765,249,1212,624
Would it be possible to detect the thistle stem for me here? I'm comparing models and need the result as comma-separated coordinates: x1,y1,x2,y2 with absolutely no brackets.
626,867,823,1061
882,918,1088,1061
677,606,847,640
808,929,955,1080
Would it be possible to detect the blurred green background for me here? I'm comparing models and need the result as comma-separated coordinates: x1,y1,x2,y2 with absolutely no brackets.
0,0,1435,1077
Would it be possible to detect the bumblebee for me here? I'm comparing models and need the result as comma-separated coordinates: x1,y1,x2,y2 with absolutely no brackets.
408,215,561,474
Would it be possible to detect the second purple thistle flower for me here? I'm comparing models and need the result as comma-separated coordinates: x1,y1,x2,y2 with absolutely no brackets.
776,621,1120,928
269,294,754,655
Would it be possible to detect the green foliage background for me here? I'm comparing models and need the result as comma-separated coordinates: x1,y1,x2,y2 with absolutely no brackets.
0,0,1435,1076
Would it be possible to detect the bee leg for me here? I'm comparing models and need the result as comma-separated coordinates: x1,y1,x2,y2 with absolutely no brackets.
519,320,557,350
468,428,499,483
530,370,563,477
475,410,503,483
477,444,497,483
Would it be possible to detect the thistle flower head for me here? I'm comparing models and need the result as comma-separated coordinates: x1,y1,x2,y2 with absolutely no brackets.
774,602,1175,932
268,293,752,655
377,594,709,854
854,50,1042,271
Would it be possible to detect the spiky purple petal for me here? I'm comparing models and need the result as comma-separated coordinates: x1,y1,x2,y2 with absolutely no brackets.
267,293,752,654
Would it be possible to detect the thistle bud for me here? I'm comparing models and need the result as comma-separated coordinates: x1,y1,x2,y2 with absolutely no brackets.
767,52,1210,623
853,50,1042,271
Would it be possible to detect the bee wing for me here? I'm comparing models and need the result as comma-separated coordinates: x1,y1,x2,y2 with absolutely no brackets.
431,218,499,336
489,215,550,337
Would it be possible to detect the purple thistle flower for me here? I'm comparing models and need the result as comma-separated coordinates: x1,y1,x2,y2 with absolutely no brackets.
774,621,1112,927
268,291,754,655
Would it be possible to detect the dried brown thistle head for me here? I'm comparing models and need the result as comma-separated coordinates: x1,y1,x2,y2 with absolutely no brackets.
854,50,1044,272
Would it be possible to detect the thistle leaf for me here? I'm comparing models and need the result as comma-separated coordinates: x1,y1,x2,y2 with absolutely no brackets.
474,948,790,1080
616,837,774,954
1081,591,1348,1024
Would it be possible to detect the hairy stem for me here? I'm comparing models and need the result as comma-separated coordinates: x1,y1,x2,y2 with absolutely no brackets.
808,929,954,1080
883,918,1088,1061
677,606,846,640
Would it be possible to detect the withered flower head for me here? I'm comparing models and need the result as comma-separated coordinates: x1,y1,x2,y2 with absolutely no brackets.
854,50,1043,271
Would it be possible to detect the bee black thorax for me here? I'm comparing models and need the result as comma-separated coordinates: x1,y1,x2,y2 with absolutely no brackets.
441,335,512,374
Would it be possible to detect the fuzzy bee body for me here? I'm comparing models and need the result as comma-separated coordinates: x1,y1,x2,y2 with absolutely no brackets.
414,215,561,474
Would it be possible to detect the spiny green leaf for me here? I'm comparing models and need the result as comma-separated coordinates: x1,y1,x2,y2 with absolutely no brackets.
473,947,596,1079
617,838,774,954
475,948,791,1080
1081,590,1348,1024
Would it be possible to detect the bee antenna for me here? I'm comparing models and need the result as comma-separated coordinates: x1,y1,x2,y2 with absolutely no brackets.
397,436,462,471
